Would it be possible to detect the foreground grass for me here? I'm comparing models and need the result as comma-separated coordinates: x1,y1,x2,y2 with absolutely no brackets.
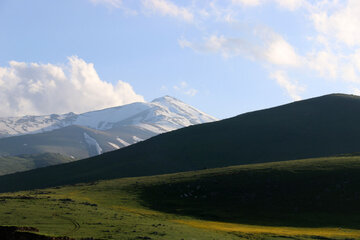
175,220,360,239
2,156,360,239
0,178,247,239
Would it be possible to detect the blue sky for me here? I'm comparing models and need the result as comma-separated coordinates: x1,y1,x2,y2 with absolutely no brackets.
1,0,360,119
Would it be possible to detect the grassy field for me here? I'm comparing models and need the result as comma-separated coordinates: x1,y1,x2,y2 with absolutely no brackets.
2,156,360,239
0,177,254,240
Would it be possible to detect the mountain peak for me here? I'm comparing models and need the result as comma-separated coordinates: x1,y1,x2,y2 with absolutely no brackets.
0,95,216,140
289,93,360,108
325,93,360,100
151,95,180,103
308,93,360,101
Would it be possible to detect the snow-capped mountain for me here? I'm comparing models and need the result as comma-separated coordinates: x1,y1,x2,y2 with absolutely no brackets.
0,96,216,138
0,96,217,160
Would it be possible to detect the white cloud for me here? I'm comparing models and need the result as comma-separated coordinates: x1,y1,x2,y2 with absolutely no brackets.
198,9,210,18
231,0,304,10
84,0,360,101
180,32,302,67
310,0,360,47
90,0,123,8
173,81,198,96
207,2,237,23
264,35,302,66
274,0,304,11
0,56,144,117
303,41,360,84
306,50,338,79
270,71,305,101
300,1,360,87
185,88,198,96
173,81,187,90
178,38,192,48
179,35,262,60
89,0,137,15
142,0,193,22
232,0,261,7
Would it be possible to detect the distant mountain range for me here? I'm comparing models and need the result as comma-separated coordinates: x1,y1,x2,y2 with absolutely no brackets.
2,93,360,192
0,96,216,139
0,96,216,174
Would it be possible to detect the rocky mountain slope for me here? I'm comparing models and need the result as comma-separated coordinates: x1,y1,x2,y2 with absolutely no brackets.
0,96,216,163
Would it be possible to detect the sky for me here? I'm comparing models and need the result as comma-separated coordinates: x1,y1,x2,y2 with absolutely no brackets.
1,0,360,119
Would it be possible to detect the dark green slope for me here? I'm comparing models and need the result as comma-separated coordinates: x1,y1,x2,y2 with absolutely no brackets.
139,156,360,229
1,93,360,192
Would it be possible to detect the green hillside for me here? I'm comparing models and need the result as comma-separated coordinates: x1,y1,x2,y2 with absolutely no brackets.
1,156,360,239
139,155,360,229
2,93,360,192
0,153,74,176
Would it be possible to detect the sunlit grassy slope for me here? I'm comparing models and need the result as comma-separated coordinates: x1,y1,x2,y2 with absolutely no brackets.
3,94,360,193
1,156,360,239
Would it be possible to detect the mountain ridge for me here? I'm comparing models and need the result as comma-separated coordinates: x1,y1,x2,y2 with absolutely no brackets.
0,96,216,175
2,93,360,192
0,96,216,138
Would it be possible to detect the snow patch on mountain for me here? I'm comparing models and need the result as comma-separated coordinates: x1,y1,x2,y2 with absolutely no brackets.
108,142,120,149
83,133,102,155
116,137,130,147
73,103,151,130
0,96,217,139
132,136,144,143
0,113,77,137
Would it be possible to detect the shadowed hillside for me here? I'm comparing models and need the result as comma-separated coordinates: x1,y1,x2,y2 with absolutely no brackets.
1,93,360,192
139,156,360,229
0,226,74,240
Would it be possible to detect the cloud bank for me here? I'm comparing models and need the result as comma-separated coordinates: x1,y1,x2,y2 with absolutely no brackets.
179,31,304,100
142,0,194,22
81,0,360,101
0,56,144,117
175,0,360,100
179,31,302,68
